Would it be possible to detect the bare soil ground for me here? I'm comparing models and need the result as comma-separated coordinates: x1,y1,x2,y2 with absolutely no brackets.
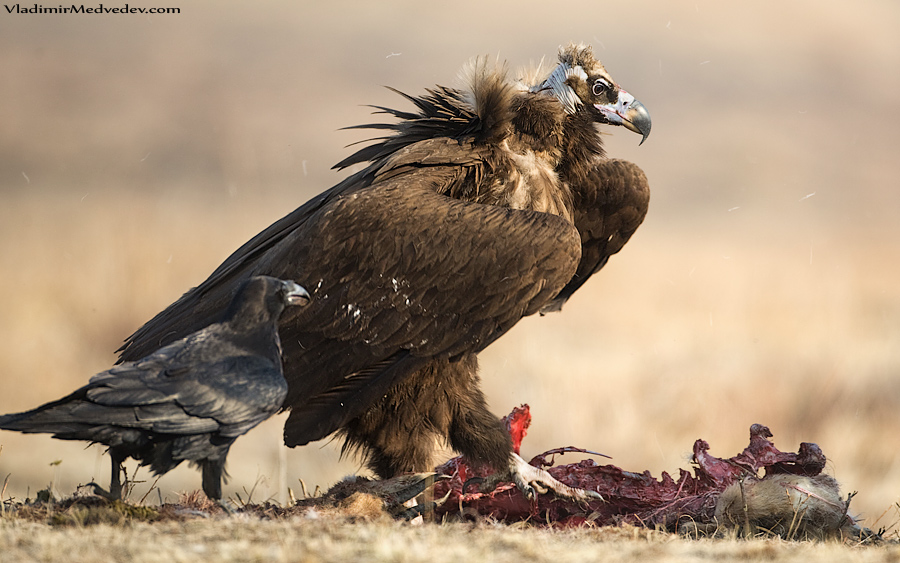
1,1,898,559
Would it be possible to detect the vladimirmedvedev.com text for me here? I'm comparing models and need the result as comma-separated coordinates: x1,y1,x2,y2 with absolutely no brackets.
3,4,180,14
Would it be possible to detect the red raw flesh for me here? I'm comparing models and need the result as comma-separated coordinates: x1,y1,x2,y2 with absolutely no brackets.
432,405,828,528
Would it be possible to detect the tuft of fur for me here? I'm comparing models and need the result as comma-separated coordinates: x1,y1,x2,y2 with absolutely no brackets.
714,474,859,540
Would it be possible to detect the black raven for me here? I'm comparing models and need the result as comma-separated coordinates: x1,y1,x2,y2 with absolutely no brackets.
0,276,310,503
118,44,651,499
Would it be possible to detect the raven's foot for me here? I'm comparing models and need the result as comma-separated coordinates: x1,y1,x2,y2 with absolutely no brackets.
216,498,239,514
87,482,123,501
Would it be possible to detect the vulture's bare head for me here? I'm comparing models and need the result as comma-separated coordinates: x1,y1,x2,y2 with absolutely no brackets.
538,43,651,144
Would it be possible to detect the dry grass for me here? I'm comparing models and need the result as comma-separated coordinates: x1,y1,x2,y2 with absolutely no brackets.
1,0,900,559
2,508,899,563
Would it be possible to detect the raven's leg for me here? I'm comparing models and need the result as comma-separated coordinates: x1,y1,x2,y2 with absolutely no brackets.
201,458,224,501
109,450,125,499
201,457,238,513
89,449,126,500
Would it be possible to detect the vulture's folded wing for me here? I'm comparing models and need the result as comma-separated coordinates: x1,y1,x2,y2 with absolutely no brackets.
541,158,650,313
118,140,583,446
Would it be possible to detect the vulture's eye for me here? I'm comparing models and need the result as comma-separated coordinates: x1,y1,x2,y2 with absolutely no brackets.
592,79,610,97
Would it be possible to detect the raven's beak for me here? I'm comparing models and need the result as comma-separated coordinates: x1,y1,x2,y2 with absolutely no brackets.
282,281,311,307
595,90,651,145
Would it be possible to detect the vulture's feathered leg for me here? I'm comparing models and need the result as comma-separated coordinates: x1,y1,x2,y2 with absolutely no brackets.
443,358,600,501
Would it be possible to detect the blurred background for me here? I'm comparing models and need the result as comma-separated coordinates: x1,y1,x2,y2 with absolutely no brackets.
1,0,898,524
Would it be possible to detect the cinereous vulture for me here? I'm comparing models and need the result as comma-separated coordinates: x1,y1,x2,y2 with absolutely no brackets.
118,43,651,500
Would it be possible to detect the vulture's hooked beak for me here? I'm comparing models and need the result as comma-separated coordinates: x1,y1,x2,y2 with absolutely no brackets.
595,90,651,145
283,281,311,307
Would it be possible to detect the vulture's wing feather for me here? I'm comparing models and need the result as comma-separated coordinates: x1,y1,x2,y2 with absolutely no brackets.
118,138,582,446
115,190,344,356
272,175,582,444
542,159,650,312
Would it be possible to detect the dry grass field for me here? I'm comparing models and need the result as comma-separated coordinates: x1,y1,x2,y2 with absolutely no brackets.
1,0,899,559
4,516,900,563
3,516,900,563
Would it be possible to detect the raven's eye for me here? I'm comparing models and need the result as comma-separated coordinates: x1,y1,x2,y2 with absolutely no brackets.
592,79,610,97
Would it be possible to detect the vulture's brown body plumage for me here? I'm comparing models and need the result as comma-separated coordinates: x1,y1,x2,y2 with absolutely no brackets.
118,44,651,490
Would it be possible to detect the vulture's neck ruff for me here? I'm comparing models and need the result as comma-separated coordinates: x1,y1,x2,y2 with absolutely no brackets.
536,61,588,115
337,45,638,223
457,60,578,222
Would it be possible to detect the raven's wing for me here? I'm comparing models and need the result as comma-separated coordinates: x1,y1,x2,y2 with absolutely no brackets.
88,344,287,438
118,138,583,446
541,158,650,313
0,337,286,442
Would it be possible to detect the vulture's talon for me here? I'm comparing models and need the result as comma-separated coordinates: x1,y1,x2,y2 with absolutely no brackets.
522,485,536,501
359,473,449,518
386,472,449,506
462,476,486,494
507,453,603,502
393,487,453,520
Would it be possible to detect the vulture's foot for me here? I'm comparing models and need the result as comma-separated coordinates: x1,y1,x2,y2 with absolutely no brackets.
378,473,452,519
329,473,451,520
473,453,603,502
393,488,454,520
